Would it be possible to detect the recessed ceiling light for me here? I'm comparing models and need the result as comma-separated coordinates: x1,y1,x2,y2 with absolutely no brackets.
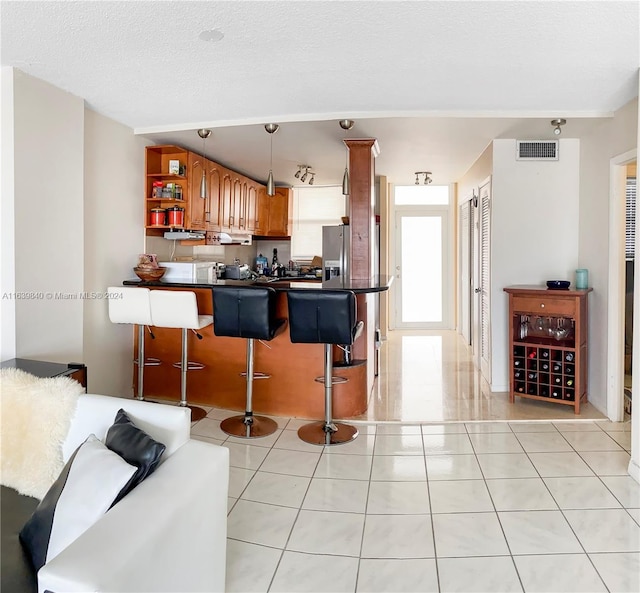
198,29,224,42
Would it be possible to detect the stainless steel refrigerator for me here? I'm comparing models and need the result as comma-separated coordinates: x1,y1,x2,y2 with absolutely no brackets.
322,225,350,280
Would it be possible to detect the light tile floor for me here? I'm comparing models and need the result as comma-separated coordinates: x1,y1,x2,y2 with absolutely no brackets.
184,328,634,591
191,412,637,593
356,330,608,422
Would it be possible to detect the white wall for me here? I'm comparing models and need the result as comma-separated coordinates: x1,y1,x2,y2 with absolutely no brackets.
457,143,493,207
1,68,16,360
579,98,638,414
491,139,581,391
13,70,85,361
83,109,150,396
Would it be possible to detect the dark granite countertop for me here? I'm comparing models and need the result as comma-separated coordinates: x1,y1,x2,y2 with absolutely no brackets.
122,275,392,294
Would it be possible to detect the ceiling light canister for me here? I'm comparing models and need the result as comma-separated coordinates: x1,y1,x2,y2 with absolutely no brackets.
551,118,566,136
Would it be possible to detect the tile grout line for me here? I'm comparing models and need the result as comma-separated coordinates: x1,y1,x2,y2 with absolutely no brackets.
421,423,442,593
516,427,612,592
466,422,526,593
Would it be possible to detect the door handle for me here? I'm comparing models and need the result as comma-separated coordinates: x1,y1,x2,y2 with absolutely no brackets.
474,288,481,293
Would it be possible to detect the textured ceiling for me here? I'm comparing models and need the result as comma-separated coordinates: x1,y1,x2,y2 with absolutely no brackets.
2,1,639,185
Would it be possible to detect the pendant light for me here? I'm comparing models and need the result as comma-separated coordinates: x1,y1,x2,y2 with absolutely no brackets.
339,119,354,195
197,129,211,199
265,123,279,196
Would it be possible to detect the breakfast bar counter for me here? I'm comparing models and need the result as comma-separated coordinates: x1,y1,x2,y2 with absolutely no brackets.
120,277,390,418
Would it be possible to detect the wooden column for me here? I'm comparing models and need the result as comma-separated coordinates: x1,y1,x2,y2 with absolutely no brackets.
345,138,380,279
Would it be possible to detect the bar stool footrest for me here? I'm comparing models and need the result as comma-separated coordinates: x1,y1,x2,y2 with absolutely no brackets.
172,361,206,371
134,357,162,367
314,375,348,385
297,421,359,446
221,415,278,438
240,372,271,379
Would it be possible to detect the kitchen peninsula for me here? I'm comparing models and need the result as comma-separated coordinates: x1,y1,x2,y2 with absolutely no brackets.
121,277,390,418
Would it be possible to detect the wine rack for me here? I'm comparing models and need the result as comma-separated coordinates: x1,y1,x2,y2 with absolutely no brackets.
504,286,592,414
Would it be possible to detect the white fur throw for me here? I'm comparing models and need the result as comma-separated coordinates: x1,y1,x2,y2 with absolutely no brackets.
1,367,83,499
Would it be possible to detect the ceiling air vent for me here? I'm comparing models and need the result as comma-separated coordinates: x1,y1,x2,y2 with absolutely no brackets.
516,140,558,161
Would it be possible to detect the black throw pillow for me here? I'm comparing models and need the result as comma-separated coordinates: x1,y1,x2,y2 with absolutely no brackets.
105,409,166,505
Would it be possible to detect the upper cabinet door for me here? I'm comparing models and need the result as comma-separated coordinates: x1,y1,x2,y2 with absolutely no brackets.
268,187,291,236
255,186,269,235
187,152,206,231
245,183,258,233
206,163,222,232
231,176,243,230
220,170,233,231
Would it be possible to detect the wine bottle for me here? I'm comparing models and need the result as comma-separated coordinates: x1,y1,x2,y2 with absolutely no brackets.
564,365,574,375
528,350,536,359
541,362,550,371
565,352,574,362
551,389,561,398
514,370,523,379
565,378,574,387
517,384,525,393
540,386,549,397
528,372,537,380
541,350,550,359
553,363,562,373
554,376,562,384
514,360,522,367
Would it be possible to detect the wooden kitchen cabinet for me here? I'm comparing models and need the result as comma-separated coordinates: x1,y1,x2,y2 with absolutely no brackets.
245,182,258,233
146,144,276,237
187,151,206,231
255,186,292,237
205,162,222,231
220,169,233,231
504,286,592,414
144,145,189,236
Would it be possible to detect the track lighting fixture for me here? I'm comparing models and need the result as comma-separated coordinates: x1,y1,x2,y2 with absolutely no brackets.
551,118,566,136
414,171,432,185
264,123,279,196
339,119,355,195
197,129,211,199
294,165,315,185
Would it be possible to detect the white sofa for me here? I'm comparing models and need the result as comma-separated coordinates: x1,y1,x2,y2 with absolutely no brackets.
37,394,229,593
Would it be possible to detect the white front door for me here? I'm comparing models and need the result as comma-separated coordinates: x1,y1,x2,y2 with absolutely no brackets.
394,208,450,329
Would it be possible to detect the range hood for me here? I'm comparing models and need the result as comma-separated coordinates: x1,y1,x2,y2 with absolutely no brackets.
208,232,253,246
163,230,252,245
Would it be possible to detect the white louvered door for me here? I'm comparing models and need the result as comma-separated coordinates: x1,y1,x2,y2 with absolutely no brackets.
626,176,636,261
479,179,492,381
460,200,471,345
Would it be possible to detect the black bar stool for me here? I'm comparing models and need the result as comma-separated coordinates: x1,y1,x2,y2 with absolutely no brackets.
149,290,211,421
212,287,286,438
286,290,360,446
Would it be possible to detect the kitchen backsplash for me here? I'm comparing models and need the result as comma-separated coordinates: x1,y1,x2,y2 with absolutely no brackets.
144,237,291,269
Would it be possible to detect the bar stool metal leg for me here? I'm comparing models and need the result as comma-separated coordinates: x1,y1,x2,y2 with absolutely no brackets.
298,344,359,446
176,328,207,421
221,338,278,438
133,325,161,402
137,324,145,401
